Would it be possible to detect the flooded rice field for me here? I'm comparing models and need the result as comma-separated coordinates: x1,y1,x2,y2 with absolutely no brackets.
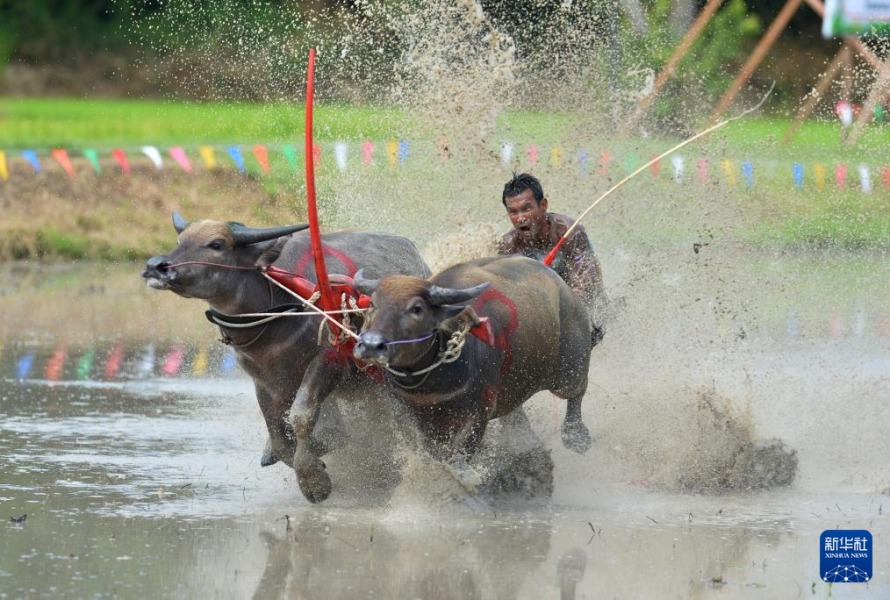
1,244,888,599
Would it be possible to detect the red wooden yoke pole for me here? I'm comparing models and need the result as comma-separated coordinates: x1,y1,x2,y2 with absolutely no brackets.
304,48,336,314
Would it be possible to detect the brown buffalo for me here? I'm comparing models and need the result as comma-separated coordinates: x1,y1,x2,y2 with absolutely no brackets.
143,212,430,502
353,255,592,487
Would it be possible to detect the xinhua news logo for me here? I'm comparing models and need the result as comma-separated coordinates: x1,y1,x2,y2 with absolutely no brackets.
820,530,872,583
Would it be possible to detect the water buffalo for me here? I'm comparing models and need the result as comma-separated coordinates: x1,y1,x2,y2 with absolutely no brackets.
142,212,430,502
353,255,593,487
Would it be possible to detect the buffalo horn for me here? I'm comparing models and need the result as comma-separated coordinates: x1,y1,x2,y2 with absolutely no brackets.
172,210,190,234
427,281,490,305
230,223,309,246
352,268,379,295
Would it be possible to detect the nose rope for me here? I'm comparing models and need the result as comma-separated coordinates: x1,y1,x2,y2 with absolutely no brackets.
164,261,257,271
384,331,436,346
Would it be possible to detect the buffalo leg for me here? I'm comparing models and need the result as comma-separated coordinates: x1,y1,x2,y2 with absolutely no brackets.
289,357,344,503
561,395,591,454
414,403,489,491
255,386,297,468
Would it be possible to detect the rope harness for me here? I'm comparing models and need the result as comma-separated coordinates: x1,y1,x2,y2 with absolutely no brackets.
382,320,472,389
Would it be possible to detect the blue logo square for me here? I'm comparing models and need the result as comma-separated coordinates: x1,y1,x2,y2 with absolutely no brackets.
821,530,872,583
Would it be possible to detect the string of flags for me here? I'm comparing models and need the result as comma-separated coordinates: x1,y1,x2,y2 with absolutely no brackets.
0,140,888,194
3,307,887,382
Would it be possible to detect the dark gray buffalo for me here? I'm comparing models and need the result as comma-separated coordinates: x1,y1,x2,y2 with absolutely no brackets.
142,212,430,502
353,255,593,487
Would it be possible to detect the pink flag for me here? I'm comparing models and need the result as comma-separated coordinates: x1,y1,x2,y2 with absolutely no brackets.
835,164,847,188
312,143,321,168
45,345,67,381
361,141,374,166
697,158,709,184
111,149,131,174
168,146,192,173
252,144,270,173
51,148,75,176
880,166,890,190
526,145,539,166
162,346,184,376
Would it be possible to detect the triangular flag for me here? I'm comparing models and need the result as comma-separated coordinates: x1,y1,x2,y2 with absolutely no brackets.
104,342,125,380
0,150,7,180
671,155,684,183
881,166,890,190
312,143,321,168
22,150,41,173
252,144,270,174
697,158,709,184
227,146,246,172
111,148,131,174
742,160,754,188
168,146,192,173
83,149,101,174
199,146,216,169
597,151,611,178
858,164,871,193
334,142,348,172
577,149,589,174
835,164,847,188
722,159,736,186
282,145,298,171
398,140,409,165
76,347,95,380
624,153,639,174
220,348,237,374
45,344,67,381
137,344,155,379
17,353,34,380
51,148,75,176
792,163,804,189
526,144,539,166
141,146,163,169
192,348,208,376
361,141,374,166
813,163,826,190
386,140,398,166
162,345,184,376
501,142,513,164
649,155,660,178
550,146,563,168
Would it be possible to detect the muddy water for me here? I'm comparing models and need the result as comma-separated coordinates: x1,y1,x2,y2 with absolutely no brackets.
0,251,887,599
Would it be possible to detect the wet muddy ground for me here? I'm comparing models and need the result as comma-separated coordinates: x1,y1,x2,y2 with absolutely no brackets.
1,245,887,598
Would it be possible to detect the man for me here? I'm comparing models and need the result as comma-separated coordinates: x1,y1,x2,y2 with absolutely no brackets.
497,172,608,346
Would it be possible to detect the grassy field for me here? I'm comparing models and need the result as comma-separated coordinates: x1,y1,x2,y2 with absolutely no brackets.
0,98,888,259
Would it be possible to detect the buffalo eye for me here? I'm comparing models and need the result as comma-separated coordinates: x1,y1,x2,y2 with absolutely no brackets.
408,302,424,316
207,239,225,251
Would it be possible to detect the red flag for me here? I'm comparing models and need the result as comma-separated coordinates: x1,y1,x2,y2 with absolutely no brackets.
312,143,321,168
111,149,131,174
361,141,374,166
51,148,75,176
252,144,270,173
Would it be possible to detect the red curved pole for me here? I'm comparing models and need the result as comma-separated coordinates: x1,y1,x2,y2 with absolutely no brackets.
305,48,335,313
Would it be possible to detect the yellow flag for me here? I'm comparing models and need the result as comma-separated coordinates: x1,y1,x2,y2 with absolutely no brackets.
199,146,216,169
722,159,736,186
550,146,563,168
192,348,208,376
386,140,398,166
813,163,826,191
0,151,7,180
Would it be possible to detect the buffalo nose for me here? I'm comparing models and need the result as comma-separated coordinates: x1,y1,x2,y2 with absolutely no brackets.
355,331,388,359
142,255,170,278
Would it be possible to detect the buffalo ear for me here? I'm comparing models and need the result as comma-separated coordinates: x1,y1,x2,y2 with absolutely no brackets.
353,269,380,295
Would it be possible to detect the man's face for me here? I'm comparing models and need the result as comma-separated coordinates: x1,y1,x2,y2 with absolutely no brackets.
505,189,548,239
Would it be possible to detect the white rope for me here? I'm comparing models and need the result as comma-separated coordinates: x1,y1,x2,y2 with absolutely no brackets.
384,320,472,386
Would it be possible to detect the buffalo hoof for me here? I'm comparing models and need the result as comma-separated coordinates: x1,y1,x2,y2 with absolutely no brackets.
297,462,332,504
562,421,592,454
445,454,483,492
260,449,279,467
